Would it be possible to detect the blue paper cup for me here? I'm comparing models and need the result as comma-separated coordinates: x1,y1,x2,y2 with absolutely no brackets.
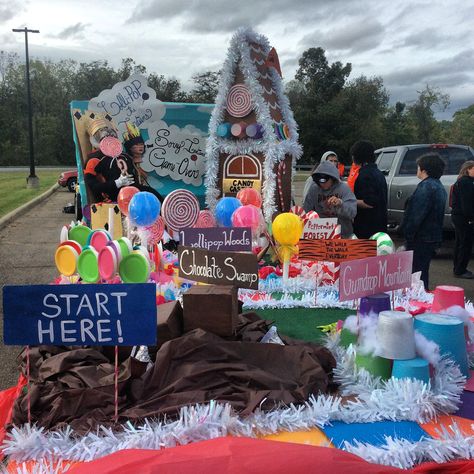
392,358,430,384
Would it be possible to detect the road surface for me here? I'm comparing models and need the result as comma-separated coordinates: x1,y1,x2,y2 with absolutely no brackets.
0,186,472,390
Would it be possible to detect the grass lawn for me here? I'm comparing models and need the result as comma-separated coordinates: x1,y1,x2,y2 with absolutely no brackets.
256,307,353,343
0,171,60,218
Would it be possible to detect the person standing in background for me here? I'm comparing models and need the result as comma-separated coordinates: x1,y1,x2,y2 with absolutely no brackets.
351,140,388,238
451,160,474,279
302,151,343,202
401,153,447,290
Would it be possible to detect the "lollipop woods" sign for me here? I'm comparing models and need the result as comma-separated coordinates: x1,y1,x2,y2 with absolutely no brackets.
2,284,157,346
178,246,259,289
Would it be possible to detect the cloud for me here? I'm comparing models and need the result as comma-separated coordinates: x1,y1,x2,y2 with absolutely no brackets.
301,19,384,54
127,0,344,32
51,22,89,40
0,0,24,24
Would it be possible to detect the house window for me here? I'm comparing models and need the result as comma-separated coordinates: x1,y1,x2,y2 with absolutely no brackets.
224,154,261,178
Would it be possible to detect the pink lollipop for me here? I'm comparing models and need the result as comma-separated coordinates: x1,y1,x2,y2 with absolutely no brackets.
144,216,165,245
161,189,200,231
194,210,216,228
226,84,253,118
99,136,123,158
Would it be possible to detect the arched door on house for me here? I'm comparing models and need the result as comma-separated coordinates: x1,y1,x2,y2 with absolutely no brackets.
222,154,262,194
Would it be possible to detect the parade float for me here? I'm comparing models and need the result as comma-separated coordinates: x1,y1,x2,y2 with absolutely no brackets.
1,28,474,473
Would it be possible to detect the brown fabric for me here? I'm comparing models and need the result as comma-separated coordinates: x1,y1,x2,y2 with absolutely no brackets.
183,285,239,336
11,314,336,432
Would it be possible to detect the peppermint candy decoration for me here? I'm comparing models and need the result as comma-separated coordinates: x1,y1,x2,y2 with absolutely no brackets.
99,136,122,158
290,206,305,218
161,189,200,231
304,211,320,221
289,207,319,224
144,216,165,245
226,84,253,118
194,210,216,228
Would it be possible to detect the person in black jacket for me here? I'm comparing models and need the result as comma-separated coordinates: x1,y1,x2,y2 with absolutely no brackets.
451,160,474,279
351,140,388,239
401,153,447,289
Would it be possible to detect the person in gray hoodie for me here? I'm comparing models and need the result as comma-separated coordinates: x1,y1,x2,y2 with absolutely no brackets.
303,161,357,238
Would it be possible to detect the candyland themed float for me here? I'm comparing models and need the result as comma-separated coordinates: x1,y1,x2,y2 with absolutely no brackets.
2,28,474,473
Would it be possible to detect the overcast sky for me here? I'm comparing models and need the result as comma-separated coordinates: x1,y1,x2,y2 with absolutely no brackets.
2,0,473,119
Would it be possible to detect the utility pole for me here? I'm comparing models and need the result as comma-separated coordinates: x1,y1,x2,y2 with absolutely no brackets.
12,27,40,188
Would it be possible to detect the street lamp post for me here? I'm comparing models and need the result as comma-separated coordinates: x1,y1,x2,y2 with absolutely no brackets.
12,27,40,188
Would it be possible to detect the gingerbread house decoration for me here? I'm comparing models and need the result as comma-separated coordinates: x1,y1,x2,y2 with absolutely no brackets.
205,28,302,221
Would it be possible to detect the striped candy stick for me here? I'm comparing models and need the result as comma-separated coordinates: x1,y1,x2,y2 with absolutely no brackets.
277,161,286,211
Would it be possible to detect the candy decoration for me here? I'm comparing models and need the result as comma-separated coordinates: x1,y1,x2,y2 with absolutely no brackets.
129,192,161,227
99,136,122,158
290,206,305,218
195,210,216,228
277,160,286,211
304,211,319,222
283,124,291,139
143,216,165,246
231,204,261,234
55,245,79,276
215,197,242,227
87,229,111,252
98,246,118,281
68,224,92,247
328,224,341,240
230,121,248,139
226,84,253,117
246,123,264,139
77,247,100,283
236,188,262,208
161,189,200,231
119,253,150,284
370,231,394,255
117,186,140,216
217,123,232,138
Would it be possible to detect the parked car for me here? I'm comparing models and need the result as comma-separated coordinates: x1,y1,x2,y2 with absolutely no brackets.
375,144,474,232
58,169,78,193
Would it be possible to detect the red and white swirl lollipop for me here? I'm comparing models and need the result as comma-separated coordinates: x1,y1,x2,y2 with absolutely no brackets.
161,189,200,231
226,84,253,118
194,209,216,228
144,216,165,245
99,136,123,158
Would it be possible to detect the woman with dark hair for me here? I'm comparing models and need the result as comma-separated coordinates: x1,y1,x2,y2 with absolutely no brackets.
401,153,447,289
451,160,474,279
351,140,388,238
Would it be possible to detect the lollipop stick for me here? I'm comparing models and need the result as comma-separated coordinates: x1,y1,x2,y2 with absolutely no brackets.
108,207,115,239
283,259,290,282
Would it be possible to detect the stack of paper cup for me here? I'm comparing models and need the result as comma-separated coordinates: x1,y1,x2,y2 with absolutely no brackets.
377,310,416,360
359,293,391,318
414,313,469,377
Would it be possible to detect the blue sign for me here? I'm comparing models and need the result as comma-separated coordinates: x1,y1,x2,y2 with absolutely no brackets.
3,284,157,346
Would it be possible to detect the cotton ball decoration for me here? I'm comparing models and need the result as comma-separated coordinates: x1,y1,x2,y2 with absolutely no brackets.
370,232,394,255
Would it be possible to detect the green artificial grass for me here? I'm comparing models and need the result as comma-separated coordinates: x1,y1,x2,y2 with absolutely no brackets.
256,307,353,343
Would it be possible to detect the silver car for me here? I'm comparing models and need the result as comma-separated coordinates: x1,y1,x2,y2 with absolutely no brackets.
375,144,474,231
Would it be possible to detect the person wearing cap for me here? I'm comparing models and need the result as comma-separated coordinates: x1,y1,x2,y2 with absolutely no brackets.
303,161,357,238
351,140,388,239
302,151,344,201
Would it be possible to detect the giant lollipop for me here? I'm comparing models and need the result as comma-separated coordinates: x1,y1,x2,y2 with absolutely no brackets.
236,188,262,208
215,197,241,227
272,213,304,281
161,189,200,232
129,191,161,227
231,204,262,237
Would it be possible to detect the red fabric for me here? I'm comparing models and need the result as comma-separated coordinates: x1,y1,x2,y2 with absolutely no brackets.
68,437,405,474
413,460,474,473
0,375,27,460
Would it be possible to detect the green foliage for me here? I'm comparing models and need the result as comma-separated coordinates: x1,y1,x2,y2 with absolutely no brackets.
189,70,220,103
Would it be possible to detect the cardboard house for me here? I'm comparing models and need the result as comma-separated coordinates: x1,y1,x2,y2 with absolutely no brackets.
205,28,302,221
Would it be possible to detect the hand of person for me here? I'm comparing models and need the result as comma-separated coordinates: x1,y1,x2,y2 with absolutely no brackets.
327,196,342,207
115,174,135,188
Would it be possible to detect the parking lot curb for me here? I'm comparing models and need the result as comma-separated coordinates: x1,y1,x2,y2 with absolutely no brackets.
0,183,60,231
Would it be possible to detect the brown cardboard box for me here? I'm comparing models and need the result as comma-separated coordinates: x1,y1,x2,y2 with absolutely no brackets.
157,300,184,347
183,285,238,337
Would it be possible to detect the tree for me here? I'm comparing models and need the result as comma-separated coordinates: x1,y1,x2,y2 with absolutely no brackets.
444,104,474,147
382,101,415,146
295,47,351,102
148,73,188,102
190,71,220,103
406,85,450,143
